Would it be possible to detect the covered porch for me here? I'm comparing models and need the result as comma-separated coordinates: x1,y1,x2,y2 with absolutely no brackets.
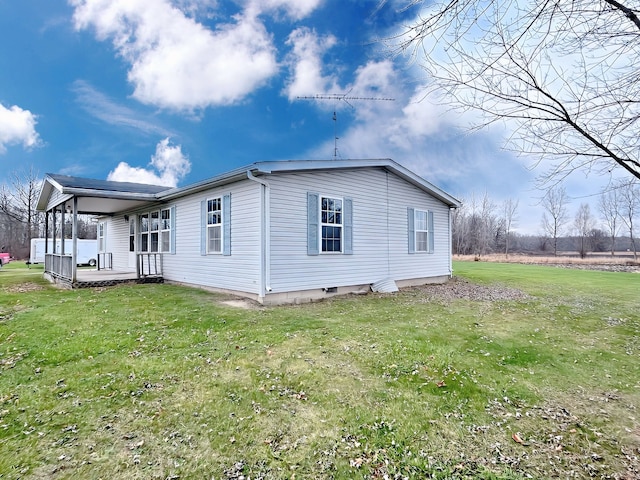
44,253,165,289
36,174,168,288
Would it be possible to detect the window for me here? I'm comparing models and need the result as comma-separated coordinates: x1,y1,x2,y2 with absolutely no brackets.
408,208,434,254
207,198,222,253
129,218,135,252
415,210,429,252
200,194,231,256
307,192,353,255
150,211,159,252
98,222,106,252
138,209,173,253
160,208,171,252
140,213,149,252
321,197,343,252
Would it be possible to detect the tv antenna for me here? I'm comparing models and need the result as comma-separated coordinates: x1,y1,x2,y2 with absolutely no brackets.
297,92,394,159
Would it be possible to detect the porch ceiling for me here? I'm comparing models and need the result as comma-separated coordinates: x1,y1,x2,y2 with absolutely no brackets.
62,195,163,216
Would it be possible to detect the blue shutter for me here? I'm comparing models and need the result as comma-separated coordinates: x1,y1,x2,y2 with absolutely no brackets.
428,210,434,254
223,194,231,256
344,197,353,255
200,200,207,256
170,206,176,255
307,192,319,255
407,208,415,254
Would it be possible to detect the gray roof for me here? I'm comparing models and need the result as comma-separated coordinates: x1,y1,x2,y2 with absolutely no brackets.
159,159,461,208
46,173,168,195
37,159,460,214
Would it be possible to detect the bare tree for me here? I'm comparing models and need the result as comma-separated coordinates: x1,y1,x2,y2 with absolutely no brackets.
451,192,500,256
619,179,640,259
574,203,595,258
0,167,43,258
388,1,640,183
501,198,519,257
541,186,570,256
598,186,623,255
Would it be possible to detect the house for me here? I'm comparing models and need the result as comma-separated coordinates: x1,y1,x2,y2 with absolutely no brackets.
36,159,460,304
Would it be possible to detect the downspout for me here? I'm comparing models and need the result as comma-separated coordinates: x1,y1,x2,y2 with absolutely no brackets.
246,171,271,300
449,207,454,277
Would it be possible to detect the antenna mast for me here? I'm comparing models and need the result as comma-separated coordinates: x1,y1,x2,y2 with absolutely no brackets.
297,92,395,159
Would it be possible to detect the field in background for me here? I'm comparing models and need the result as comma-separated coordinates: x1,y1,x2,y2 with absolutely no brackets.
455,253,640,267
0,262,638,479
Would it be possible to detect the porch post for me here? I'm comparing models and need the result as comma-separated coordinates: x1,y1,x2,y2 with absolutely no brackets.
44,211,49,254
71,197,78,282
52,207,57,254
60,206,66,255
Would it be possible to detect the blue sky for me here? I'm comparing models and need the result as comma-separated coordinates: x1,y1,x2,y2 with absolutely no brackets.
0,0,615,233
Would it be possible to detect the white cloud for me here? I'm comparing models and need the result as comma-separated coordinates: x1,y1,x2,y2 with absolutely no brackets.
0,103,40,154
107,138,190,186
72,80,171,135
247,0,323,21
70,0,279,111
283,27,338,100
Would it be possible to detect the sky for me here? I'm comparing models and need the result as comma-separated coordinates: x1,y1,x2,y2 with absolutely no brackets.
0,0,622,234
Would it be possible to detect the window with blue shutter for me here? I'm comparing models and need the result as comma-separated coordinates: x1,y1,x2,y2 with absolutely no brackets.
308,193,353,255
409,208,434,254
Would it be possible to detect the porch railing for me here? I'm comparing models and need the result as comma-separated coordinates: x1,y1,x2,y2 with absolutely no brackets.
44,254,74,280
137,253,163,277
97,252,113,270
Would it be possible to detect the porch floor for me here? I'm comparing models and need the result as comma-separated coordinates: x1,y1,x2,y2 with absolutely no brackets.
56,269,163,288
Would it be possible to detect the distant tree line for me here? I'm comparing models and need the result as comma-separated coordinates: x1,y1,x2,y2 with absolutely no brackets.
0,168,96,260
453,180,640,259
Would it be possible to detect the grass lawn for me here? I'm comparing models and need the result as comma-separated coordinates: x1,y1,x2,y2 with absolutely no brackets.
0,261,638,479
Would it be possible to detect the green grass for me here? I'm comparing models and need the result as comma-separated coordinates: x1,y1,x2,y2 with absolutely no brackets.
0,261,638,479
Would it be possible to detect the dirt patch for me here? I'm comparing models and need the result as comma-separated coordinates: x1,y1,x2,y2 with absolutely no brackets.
411,277,531,302
3,283,44,293
219,299,260,309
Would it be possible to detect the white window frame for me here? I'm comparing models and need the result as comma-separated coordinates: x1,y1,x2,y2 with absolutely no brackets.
150,211,160,252
408,208,434,254
414,209,429,252
320,196,343,253
98,222,106,253
129,217,136,252
160,208,171,253
138,209,173,253
206,197,223,254
139,213,149,252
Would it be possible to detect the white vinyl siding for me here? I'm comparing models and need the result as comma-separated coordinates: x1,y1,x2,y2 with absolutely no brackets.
99,216,132,272
161,181,260,294
269,168,451,294
93,166,452,300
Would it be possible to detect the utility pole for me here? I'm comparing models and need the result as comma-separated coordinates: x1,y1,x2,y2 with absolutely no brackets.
297,93,394,159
